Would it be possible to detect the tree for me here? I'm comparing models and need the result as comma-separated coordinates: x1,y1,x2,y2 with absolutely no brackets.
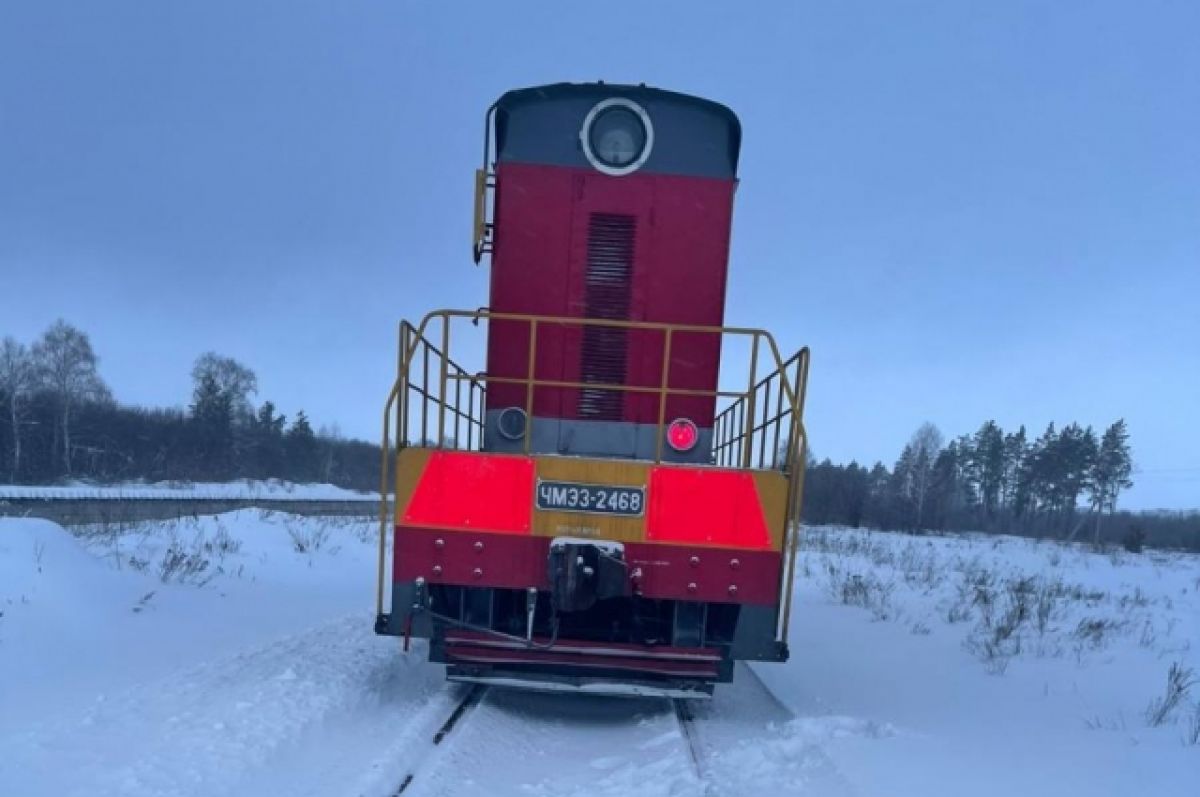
901,422,943,530
1001,426,1027,518
1088,419,1133,545
971,420,1006,518
190,371,235,479
191,353,258,418
32,320,109,475
250,401,287,478
1055,423,1098,538
0,337,36,481
285,410,318,482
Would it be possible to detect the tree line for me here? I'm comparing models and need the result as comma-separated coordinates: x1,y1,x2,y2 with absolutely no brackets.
0,321,379,490
802,418,1196,552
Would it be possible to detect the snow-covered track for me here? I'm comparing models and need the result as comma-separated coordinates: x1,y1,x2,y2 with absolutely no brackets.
392,684,488,795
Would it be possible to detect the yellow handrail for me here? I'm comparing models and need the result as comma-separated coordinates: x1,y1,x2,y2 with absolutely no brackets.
378,308,811,641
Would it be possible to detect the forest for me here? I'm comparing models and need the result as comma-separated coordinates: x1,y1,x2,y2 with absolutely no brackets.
3,320,1194,550
0,321,378,491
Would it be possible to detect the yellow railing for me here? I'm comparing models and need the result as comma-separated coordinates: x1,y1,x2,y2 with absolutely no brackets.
376,309,811,640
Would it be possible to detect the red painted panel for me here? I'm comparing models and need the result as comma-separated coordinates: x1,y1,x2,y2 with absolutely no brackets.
393,526,780,605
394,525,549,588
485,161,735,427
402,451,534,533
625,543,781,606
646,467,772,549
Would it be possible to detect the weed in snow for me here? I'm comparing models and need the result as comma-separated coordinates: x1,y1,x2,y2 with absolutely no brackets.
1144,662,1196,728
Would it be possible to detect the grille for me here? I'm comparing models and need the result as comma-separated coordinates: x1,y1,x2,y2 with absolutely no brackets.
578,213,635,420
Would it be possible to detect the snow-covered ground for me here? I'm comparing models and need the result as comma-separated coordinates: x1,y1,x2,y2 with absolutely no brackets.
0,479,378,501
1,516,1196,796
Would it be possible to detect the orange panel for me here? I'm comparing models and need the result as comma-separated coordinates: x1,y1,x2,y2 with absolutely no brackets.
402,451,534,533
646,467,771,549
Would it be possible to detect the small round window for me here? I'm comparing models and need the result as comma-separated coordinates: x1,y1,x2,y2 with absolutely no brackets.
580,98,654,176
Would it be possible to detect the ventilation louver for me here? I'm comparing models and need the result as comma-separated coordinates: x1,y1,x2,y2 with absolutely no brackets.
578,213,635,420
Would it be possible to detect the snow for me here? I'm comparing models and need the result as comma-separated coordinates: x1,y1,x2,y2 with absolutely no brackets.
2,517,1197,796
0,478,378,501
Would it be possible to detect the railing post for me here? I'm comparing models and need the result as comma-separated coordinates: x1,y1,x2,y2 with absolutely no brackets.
421,339,430,447
742,334,759,468
524,319,538,455
655,327,674,462
438,317,450,448
398,323,409,447
770,374,784,469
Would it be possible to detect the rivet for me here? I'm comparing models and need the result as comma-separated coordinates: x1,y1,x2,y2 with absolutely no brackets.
729,558,740,570
431,565,443,576
472,567,483,579
687,582,698,593
434,538,445,549
728,585,738,596
474,541,484,553
689,555,700,567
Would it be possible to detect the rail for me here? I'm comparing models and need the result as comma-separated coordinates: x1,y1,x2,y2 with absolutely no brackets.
376,309,810,641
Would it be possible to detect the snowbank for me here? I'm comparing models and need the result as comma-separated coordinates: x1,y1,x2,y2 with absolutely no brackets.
2,517,1197,796
753,526,1200,797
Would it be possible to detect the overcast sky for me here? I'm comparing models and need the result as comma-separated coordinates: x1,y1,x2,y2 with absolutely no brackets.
1,1,1197,508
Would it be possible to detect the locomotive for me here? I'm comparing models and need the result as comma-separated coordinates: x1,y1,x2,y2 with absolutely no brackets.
374,82,809,697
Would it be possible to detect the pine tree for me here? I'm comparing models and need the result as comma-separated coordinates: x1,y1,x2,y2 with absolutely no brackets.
285,410,318,482
971,420,1006,519
1088,419,1134,545
189,372,235,479
1001,426,1027,519
1057,423,1098,538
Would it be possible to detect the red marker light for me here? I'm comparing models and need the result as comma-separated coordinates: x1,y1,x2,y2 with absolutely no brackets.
666,418,699,452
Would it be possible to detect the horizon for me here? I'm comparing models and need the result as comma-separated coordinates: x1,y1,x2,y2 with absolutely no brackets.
2,1,1196,509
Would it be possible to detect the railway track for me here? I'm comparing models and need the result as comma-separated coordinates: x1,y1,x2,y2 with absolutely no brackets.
672,697,718,797
391,684,488,796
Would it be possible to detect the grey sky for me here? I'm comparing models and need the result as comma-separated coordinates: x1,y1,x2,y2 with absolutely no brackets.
1,1,1197,508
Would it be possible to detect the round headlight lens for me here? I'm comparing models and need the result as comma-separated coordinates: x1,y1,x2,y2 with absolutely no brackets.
588,106,647,168
581,98,654,176
666,418,699,452
497,406,528,440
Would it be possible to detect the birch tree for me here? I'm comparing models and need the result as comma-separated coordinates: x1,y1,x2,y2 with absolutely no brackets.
32,321,109,475
0,337,35,481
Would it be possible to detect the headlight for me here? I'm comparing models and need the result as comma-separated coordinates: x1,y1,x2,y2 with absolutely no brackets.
666,418,699,452
581,98,654,176
497,406,528,440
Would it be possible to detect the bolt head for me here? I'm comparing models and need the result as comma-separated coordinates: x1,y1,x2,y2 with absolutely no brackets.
729,558,740,570
728,584,738,596
687,582,698,593
472,567,483,579
434,538,445,549
431,565,443,576
474,541,484,553
689,555,700,567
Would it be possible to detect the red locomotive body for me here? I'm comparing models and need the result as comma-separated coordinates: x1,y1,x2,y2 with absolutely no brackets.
482,84,741,462
375,83,809,697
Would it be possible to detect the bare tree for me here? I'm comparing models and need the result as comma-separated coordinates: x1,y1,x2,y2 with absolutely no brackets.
191,353,258,417
0,337,36,481
32,320,109,475
908,422,944,530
